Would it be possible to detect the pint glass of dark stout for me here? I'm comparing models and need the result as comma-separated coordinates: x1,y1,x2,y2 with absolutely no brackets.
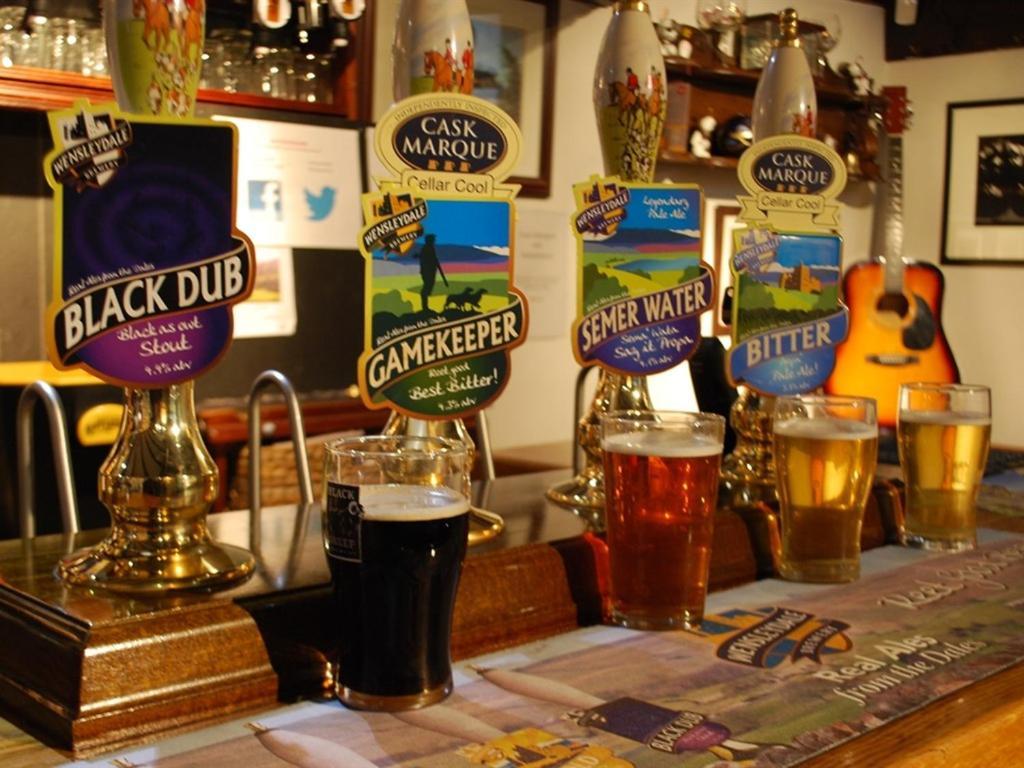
601,411,726,630
323,435,470,711
898,383,991,552
773,395,878,583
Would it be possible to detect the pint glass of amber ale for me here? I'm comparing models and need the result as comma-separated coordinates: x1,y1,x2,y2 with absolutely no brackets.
323,435,470,711
898,383,991,551
601,410,725,630
773,395,878,583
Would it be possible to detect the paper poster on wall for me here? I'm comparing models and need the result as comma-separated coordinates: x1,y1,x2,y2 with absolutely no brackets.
515,209,571,340
216,115,363,250
232,245,297,339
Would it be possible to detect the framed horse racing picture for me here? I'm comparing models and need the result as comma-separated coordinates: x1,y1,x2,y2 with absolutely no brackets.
467,0,557,198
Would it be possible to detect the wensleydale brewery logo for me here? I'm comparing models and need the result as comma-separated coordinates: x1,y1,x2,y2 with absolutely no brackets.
50,107,132,190
362,191,427,256
571,176,713,376
574,179,630,239
697,606,853,667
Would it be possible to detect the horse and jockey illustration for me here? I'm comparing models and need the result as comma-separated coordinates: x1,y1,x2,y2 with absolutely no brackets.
609,65,664,126
130,0,205,116
424,37,475,93
600,63,667,180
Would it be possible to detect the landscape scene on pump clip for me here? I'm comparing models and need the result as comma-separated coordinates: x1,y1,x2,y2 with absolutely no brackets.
580,184,702,317
369,198,513,346
733,231,841,340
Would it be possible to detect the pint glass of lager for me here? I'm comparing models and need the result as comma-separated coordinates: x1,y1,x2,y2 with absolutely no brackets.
773,395,878,583
323,435,470,711
600,410,725,630
898,383,991,551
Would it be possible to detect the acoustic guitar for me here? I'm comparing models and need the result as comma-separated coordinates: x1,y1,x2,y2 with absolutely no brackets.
826,86,959,427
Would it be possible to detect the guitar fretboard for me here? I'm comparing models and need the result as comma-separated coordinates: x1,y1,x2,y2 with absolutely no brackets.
882,136,905,295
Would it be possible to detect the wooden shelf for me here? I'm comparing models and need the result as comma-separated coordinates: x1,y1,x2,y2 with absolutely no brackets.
660,149,739,169
664,55,865,107
0,65,349,116
661,56,877,179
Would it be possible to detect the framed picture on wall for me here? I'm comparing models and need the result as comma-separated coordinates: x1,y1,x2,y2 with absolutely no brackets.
942,98,1024,265
467,0,557,198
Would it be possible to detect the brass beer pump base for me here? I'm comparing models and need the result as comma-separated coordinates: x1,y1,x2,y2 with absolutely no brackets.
382,412,505,546
58,537,255,593
547,371,653,520
58,383,256,593
718,388,782,578
468,507,504,546
719,388,778,508
546,469,605,512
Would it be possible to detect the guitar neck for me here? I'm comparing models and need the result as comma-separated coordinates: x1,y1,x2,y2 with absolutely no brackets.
876,135,906,295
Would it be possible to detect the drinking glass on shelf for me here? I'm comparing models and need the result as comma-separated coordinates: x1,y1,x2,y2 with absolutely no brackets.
0,3,27,68
255,46,297,100
898,383,991,552
294,52,333,103
323,435,470,711
79,23,106,77
210,27,254,94
696,0,746,64
601,410,725,630
773,395,878,583
810,13,841,74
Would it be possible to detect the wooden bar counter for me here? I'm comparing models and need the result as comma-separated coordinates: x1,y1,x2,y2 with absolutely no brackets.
0,469,1021,765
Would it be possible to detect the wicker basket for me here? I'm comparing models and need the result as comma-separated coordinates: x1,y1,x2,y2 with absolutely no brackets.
229,430,362,510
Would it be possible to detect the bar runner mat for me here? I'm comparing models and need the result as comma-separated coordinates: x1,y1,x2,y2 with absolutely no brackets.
65,536,1024,767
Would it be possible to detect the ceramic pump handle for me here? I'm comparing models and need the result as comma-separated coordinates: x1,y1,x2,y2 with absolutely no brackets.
104,0,206,117
392,0,474,102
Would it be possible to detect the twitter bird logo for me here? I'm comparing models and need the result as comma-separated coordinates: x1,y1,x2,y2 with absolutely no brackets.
305,186,336,221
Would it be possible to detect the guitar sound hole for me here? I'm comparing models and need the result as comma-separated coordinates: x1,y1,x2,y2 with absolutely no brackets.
876,293,910,317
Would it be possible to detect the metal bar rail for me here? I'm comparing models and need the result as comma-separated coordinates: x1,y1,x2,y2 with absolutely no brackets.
17,381,79,538
247,370,313,551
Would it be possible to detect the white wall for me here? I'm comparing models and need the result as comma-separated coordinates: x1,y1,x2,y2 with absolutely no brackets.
886,48,1024,447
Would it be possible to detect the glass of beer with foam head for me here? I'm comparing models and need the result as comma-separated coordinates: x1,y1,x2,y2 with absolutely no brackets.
773,395,878,583
601,410,725,630
323,435,470,711
898,383,991,551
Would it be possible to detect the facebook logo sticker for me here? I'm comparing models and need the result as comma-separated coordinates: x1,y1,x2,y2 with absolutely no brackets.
248,180,283,220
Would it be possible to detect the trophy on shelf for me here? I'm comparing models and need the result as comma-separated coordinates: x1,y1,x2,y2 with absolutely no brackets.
357,0,528,542
547,0,668,513
46,0,257,591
